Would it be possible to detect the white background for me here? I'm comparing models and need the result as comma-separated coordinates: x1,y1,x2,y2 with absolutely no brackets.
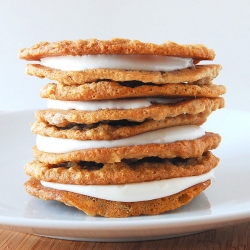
0,0,249,112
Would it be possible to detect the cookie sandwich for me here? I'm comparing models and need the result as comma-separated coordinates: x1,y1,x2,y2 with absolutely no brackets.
19,38,226,217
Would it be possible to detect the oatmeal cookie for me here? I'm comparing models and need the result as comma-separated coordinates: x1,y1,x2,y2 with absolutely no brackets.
26,64,222,85
19,38,215,61
24,177,211,217
40,81,226,101
31,112,208,140
35,98,225,127
20,38,224,218
33,132,221,164
25,151,218,185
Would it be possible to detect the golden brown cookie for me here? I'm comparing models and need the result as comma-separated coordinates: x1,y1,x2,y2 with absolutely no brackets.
35,97,225,127
33,132,221,164
19,38,215,61
26,64,222,85
24,177,211,217
20,38,224,218
25,151,218,185
40,81,226,101
31,112,208,140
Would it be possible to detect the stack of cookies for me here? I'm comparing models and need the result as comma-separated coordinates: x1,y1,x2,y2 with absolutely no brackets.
19,39,226,217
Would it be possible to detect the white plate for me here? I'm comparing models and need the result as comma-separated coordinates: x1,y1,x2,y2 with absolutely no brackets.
0,109,250,242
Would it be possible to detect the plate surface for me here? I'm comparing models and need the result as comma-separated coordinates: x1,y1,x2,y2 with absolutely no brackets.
0,109,250,242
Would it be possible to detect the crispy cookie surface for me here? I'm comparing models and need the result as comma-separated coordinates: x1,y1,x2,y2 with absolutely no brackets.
33,132,221,164
26,64,222,85
19,38,215,61
41,81,226,101
24,177,210,217
25,151,218,185
35,98,224,127
31,113,208,140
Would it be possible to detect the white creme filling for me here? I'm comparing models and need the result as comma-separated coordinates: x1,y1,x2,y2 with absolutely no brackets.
41,170,214,202
40,55,194,71
36,125,205,154
47,97,186,111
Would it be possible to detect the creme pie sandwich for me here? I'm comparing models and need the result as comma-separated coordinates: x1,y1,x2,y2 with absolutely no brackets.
19,38,226,217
